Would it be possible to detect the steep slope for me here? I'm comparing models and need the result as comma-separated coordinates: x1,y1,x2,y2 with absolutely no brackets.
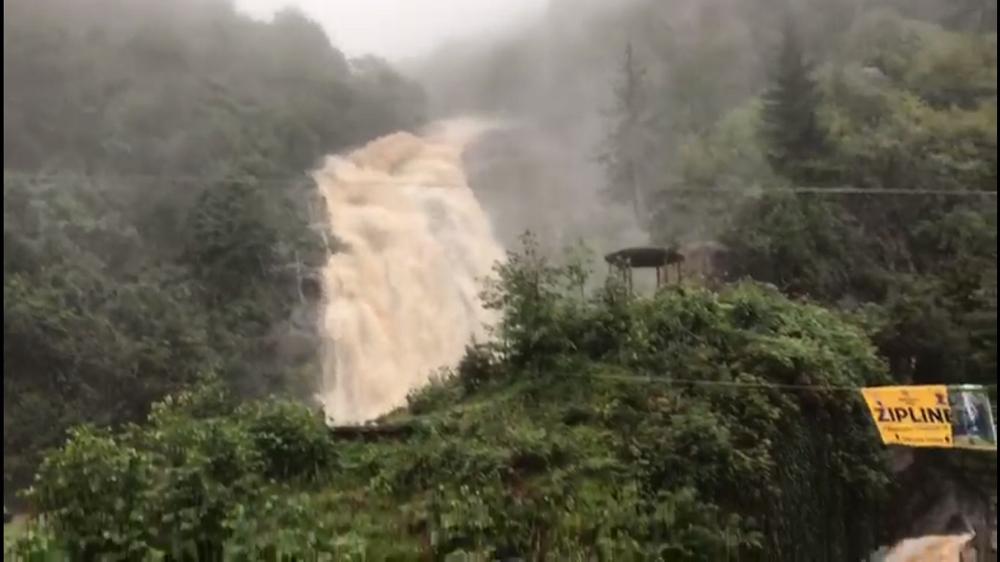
20,271,893,560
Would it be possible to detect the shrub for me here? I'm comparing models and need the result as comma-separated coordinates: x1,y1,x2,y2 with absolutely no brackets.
238,400,335,481
29,427,154,558
406,369,462,416
27,386,341,559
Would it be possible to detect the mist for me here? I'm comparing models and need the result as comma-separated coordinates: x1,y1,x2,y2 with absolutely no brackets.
241,0,780,260
417,0,654,262
234,0,546,60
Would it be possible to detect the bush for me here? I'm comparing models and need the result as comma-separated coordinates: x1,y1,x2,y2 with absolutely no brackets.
29,427,153,558
239,400,335,481
27,386,339,559
406,369,462,416
457,344,504,393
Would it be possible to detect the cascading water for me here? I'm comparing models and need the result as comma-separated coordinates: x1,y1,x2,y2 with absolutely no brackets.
314,119,505,425
881,533,974,562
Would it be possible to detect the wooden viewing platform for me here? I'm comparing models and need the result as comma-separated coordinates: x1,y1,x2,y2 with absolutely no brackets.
604,246,685,291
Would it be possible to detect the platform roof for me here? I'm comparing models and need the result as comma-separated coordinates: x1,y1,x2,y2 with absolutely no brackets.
604,246,684,268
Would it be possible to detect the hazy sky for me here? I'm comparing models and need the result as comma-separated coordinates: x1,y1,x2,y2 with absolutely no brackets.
236,0,545,60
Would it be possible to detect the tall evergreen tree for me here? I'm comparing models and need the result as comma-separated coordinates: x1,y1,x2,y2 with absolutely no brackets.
760,19,831,184
602,42,650,224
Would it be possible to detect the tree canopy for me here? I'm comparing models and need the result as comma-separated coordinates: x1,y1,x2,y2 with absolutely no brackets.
13,243,892,560
3,0,426,501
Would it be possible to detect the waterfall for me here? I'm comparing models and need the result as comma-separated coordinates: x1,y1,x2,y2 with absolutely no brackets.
314,119,505,424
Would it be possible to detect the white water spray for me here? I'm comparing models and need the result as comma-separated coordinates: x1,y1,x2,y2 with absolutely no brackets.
314,119,505,424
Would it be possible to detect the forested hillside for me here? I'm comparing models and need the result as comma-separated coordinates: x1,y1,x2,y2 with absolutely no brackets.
438,0,997,410
4,0,998,559
15,245,896,560
3,0,425,499
435,0,997,538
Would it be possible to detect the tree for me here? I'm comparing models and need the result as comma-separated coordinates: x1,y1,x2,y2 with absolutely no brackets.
602,42,652,225
3,0,427,505
721,12,997,546
760,18,833,184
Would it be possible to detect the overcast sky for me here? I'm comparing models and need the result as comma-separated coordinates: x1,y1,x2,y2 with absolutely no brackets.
236,0,545,60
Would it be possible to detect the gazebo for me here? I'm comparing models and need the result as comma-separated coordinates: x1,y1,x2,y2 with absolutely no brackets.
604,246,685,292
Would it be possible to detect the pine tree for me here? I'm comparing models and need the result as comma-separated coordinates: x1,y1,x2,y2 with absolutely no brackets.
602,42,650,224
760,19,832,185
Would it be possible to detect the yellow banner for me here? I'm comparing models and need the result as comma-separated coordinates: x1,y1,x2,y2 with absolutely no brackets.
861,385,953,448
861,385,997,450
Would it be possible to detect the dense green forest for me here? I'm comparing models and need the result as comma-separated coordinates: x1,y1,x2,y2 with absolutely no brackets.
4,0,998,559
3,0,425,502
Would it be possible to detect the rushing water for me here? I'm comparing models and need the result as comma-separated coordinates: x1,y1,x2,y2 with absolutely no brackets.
314,119,505,424
880,533,974,562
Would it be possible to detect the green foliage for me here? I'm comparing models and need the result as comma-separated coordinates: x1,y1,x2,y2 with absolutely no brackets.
675,100,774,192
26,384,341,560
23,245,892,560
405,370,463,417
4,524,67,562
601,43,654,223
470,242,888,561
30,427,153,558
721,193,881,301
3,0,426,501
760,20,834,185
723,9,997,387
713,5,997,540
481,233,576,368
237,400,335,481
185,178,279,297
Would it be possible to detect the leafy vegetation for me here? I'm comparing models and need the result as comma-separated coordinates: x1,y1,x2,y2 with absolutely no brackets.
3,0,425,503
584,0,998,411
717,8,997,387
19,382,343,560
758,21,832,185
4,0,997,558
445,0,997,547
706,3,997,544
10,242,891,560
583,3,997,530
